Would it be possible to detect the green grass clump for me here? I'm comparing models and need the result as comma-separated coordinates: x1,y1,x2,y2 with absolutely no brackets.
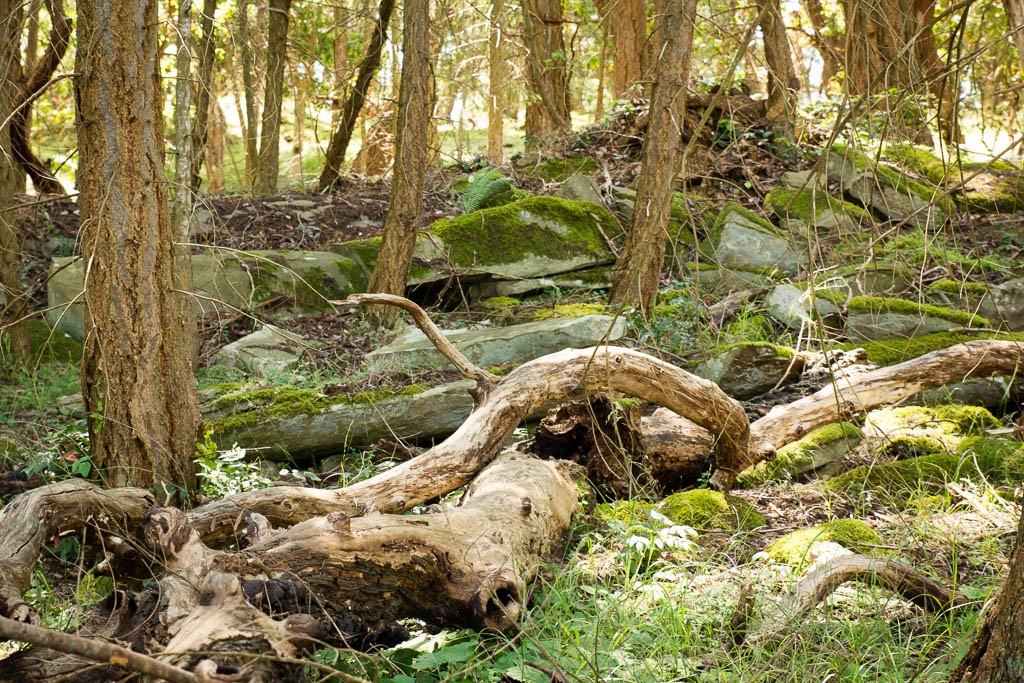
595,499,656,526
736,422,862,487
658,490,765,531
764,519,881,566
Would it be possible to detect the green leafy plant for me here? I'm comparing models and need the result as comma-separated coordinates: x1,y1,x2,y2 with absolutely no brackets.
457,168,515,214
195,430,271,498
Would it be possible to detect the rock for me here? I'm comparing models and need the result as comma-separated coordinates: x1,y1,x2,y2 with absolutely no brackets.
204,380,478,458
763,520,880,567
781,169,827,190
682,263,774,294
514,155,598,182
825,143,951,224
764,187,868,232
468,266,613,298
557,175,605,207
735,422,862,487
844,296,987,342
212,324,307,377
690,342,804,400
365,314,627,373
698,202,801,275
829,263,917,296
765,283,840,330
886,143,1024,212
47,250,366,340
331,196,622,287
979,277,1024,330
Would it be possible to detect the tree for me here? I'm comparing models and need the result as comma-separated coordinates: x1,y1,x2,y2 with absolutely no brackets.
252,0,293,194
951,511,1024,682
75,0,200,496
364,0,433,327
756,0,798,131
609,0,697,314
189,0,220,194
596,0,648,97
522,0,571,143
487,0,505,166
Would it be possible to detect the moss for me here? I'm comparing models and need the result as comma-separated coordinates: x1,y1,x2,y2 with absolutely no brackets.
736,422,861,487
710,201,784,237
863,405,1000,459
205,381,245,396
297,265,348,305
831,142,955,214
764,187,868,222
926,279,989,297
886,144,1024,212
430,196,621,268
843,295,988,326
332,237,382,275
24,320,82,363
705,340,796,360
824,452,1003,496
658,490,766,531
519,156,599,182
481,296,520,311
530,303,609,321
764,520,881,566
595,499,655,525
838,330,1024,367
333,258,369,291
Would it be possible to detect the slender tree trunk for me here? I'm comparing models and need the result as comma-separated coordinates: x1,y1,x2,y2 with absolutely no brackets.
331,3,348,128
1004,0,1024,62
365,0,433,328
951,510,1024,681
487,0,504,166
609,0,697,314
522,0,570,143
318,0,395,190
914,0,960,143
252,0,291,194
803,0,841,89
595,22,607,119
170,0,194,240
756,0,797,133
189,0,219,194
76,0,200,498
292,61,307,181
597,0,647,97
238,0,259,183
0,0,28,366
206,96,225,191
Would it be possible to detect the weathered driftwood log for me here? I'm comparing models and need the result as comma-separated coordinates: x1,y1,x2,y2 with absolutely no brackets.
643,340,1024,490
189,345,758,547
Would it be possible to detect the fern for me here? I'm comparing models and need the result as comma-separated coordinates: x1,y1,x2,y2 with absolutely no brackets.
458,168,515,214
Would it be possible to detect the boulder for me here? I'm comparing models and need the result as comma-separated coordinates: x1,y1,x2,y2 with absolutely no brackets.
698,202,801,275
330,196,622,289
886,143,1024,212
844,296,987,342
211,324,307,377
364,314,627,373
690,342,804,400
765,283,840,330
979,277,1024,330
47,249,365,340
764,187,868,232
682,263,774,294
557,174,605,207
468,266,613,299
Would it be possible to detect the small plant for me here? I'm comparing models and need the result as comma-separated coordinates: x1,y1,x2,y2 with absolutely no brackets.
457,168,515,214
195,429,271,498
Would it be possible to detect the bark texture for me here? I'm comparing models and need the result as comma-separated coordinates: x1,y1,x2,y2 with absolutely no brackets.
364,0,433,327
319,0,395,190
597,0,648,96
522,0,571,142
189,0,220,194
756,0,798,127
76,0,201,494
609,0,697,313
487,0,505,166
252,0,292,194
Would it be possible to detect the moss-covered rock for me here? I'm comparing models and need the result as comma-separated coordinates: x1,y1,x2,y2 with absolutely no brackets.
735,423,862,487
863,404,1000,459
699,203,801,275
824,451,1005,497
839,295,989,342
517,155,599,183
691,342,804,400
839,329,1024,367
658,490,766,531
764,187,868,231
530,303,610,321
595,499,656,526
764,519,881,566
885,143,1024,212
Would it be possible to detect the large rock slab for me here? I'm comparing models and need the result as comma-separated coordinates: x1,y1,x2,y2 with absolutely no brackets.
979,277,1024,330
764,187,868,232
330,196,622,289
212,324,307,377
845,296,987,342
698,202,801,276
365,314,627,372
825,143,951,224
47,249,365,340
690,342,805,399
204,380,478,457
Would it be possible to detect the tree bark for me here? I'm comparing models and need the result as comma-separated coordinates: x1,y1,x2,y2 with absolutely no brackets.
487,0,505,166
318,0,396,191
252,0,292,194
331,3,348,128
609,0,697,314
76,0,201,496
0,0,28,366
170,0,193,241
756,0,798,131
1004,0,1024,64
364,0,433,327
189,0,219,194
597,0,648,97
238,0,259,183
952,510,1024,682
522,0,571,143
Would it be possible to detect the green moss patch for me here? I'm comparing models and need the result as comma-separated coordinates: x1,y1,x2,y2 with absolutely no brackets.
764,519,881,566
736,423,862,487
885,143,1024,212
595,499,656,526
842,295,988,327
831,142,955,213
863,404,1000,459
824,452,1004,497
658,490,765,531
764,187,868,222
711,202,783,237
704,340,796,360
519,156,599,183
24,320,82,364
530,303,610,321
838,330,1024,367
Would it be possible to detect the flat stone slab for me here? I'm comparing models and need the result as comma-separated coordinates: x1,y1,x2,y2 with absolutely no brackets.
365,314,627,373
212,324,307,377
979,277,1024,330
699,203,801,275
846,311,961,342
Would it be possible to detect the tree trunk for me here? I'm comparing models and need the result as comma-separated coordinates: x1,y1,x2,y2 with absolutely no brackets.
609,0,697,314
0,0,28,366
331,3,348,128
238,0,259,183
206,96,225,192
913,0,960,143
597,0,647,97
951,509,1024,681
802,0,841,90
189,0,219,194
364,0,433,327
252,0,292,194
487,0,505,166
756,0,798,131
1004,0,1024,63
318,0,395,191
522,0,570,143
170,0,194,241
75,0,201,497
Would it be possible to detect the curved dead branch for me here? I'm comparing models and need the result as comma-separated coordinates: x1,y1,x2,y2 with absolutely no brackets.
189,345,758,545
